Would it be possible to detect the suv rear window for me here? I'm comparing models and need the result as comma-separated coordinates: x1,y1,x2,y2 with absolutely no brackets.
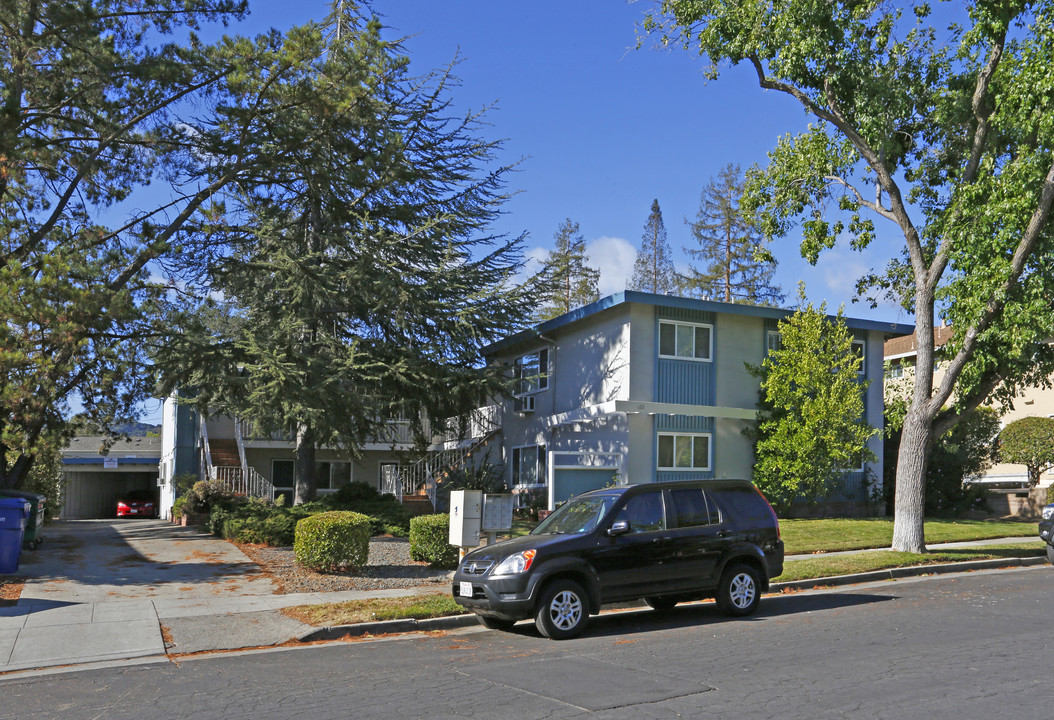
710,485,773,526
670,488,719,527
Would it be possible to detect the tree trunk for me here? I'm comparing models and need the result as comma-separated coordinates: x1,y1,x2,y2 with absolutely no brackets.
891,408,932,553
294,421,316,505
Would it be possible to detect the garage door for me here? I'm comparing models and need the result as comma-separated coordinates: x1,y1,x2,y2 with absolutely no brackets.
551,452,623,506
61,471,159,519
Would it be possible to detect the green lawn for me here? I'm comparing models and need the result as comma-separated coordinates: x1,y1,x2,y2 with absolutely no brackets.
780,517,1035,555
774,542,1045,582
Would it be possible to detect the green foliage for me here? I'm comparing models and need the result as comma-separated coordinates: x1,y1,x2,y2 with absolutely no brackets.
175,479,235,517
998,416,1054,487
884,404,999,516
209,501,312,547
682,163,783,306
535,218,600,321
409,514,459,569
0,1,251,490
294,511,371,572
629,199,678,294
747,295,877,513
646,0,1054,550
156,4,535,504
434,462,506,512
316,482,412,536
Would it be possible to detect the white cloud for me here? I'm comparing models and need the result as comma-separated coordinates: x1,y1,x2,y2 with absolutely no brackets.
586,235,637,297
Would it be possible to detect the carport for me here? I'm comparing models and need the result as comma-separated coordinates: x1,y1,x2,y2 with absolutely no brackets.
61,437,162,519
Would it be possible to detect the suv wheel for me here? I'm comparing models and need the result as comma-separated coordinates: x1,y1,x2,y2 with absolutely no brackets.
477,615,516,631
716,563,760,616
535,580,588,639
644,596,678,612
1047,544,1054,565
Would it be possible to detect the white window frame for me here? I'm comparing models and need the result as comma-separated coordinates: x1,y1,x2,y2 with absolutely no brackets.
658,320,713,362
515,348,550,396
656,432,712,471
766,330,783,354
511,444,547,487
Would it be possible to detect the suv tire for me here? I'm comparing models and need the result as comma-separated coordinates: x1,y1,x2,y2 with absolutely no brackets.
1046,544,1054,565
716,563,760,617
535,579,589,639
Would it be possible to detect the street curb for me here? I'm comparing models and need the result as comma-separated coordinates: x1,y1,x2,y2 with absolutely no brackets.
296,556,1050,642
768,555,1049,593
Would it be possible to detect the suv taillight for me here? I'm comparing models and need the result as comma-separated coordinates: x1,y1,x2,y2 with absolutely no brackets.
754,487,781,540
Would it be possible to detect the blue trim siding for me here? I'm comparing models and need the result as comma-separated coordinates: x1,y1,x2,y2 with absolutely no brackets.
655,308,716,405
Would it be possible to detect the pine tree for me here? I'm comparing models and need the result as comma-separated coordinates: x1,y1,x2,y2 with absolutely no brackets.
159,4,533,503
682,164,783,306
629,200,678,294
535,218,600,321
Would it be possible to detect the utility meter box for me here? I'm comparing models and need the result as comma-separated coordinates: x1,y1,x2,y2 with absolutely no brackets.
449,490,482,547
482,493,514,533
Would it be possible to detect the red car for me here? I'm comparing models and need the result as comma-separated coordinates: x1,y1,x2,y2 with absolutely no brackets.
116,490,157,518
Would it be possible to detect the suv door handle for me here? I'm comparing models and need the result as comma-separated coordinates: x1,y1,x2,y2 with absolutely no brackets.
716,530,732,538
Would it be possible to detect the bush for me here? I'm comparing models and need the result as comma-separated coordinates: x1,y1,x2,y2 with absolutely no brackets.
409,514,459,569
294,511,371,571
318,482,412,536
210,501,312,546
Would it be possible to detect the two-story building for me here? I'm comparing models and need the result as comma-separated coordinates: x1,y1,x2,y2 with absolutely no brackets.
486,291,911,512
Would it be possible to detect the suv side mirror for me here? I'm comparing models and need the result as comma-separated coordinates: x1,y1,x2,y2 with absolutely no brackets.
606,520,630,537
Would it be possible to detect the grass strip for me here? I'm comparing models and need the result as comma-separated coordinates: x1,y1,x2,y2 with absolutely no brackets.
282,592,466,626
774,542,1044,582
780,518,1035,555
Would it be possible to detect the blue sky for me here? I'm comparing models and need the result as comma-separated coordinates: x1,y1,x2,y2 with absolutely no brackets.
136,0,913,421
235,0,912,323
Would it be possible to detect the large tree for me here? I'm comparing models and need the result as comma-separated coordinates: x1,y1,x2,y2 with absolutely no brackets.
535,218,600,321
682,163,783,306
649,1,1054,551
0,0,252,490
629,199,678,294
159,6,534,504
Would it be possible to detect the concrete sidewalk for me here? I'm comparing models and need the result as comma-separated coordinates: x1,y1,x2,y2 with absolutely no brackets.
0,524,1044,678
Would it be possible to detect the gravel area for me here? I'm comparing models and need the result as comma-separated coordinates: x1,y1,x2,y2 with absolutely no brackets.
236,536,453,595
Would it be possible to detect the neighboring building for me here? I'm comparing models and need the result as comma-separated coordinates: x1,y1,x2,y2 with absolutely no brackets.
60,436,162,519
487,291,911,511
884,326,1054,490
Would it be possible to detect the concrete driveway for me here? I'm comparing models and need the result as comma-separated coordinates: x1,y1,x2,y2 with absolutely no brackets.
12,519,276,603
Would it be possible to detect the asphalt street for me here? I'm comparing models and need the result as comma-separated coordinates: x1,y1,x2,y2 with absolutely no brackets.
2,564,1051,720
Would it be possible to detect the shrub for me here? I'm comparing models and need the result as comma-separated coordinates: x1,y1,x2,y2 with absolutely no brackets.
319,482,412,536
409,514,459,569
294,511,371,571
210,501,312,546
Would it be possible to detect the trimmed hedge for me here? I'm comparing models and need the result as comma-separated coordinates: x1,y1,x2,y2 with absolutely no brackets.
315,482,412,536
210,503,312,546
294,511,371,571
409,514,459,569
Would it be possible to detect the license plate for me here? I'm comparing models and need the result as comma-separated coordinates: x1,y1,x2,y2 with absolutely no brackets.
460,581,473,598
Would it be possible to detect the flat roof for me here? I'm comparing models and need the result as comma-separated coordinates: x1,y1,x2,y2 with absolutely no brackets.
486,291,916,356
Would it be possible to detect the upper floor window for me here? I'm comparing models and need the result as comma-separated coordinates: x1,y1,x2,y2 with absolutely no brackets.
659,321,712,361
515,348,549,396
767,331,783,354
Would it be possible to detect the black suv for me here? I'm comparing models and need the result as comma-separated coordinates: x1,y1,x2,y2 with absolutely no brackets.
452,479,784,639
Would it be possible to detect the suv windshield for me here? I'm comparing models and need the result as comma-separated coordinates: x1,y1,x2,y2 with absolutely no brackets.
531,495,620,535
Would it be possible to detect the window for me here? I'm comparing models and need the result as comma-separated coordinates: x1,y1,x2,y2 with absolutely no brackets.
659,321,712,361
315,461,351,491
512,445,547,486
852,339,866,375
613,491,666,533
515,348,549,396
272,459,295,504
657,433,711,471
766,331,783,354
885,362,904,379
670,488,720,527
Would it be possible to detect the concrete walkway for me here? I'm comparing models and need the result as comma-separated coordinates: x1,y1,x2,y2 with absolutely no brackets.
0,520,1043,677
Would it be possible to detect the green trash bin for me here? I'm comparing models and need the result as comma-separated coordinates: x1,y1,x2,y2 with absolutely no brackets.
0,490,45,550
